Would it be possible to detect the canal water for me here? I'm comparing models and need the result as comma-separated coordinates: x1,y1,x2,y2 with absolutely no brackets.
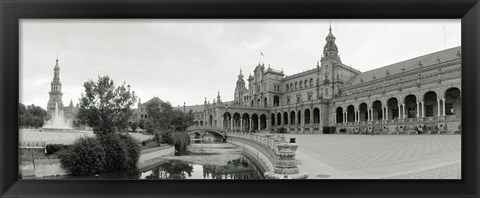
139,141,265,179
49,140,265,179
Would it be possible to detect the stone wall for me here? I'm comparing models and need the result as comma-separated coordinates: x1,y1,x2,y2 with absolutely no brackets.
227,136,275,172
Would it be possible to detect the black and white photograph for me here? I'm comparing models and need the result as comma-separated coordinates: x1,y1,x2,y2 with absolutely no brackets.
19,19,461,180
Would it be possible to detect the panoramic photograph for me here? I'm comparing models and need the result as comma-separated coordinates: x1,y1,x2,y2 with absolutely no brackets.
19,19,461,180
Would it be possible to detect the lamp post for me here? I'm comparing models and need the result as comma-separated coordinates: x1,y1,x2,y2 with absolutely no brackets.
183,102,186,113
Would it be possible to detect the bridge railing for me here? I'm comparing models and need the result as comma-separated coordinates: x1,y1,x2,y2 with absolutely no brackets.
227,132,308,179
227,132,280,154
186,125,224,132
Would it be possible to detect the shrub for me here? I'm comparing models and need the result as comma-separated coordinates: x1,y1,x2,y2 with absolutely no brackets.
98,133,130,172
119,134,140,170
173,132,190,152
45,144,69,155
57,137,105,176
161,130,175,145
130,122,138,132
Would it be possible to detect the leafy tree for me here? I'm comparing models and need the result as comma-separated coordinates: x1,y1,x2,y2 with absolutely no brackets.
144,99,194,133
76,76,137,136
18,103,48,128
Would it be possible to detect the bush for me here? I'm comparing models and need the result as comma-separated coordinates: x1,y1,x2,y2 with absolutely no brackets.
58,137,106,176
161,130,175,145
45,144,69,155
119,134,140,170
173,132,190,152
98,133,130,172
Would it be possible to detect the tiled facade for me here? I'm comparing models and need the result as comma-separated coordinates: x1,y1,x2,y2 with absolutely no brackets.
190,27,461,134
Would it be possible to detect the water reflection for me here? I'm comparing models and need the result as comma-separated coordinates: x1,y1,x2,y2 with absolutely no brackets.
140,158,264,179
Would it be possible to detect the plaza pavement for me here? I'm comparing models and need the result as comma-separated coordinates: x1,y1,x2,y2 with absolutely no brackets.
282,134,461,179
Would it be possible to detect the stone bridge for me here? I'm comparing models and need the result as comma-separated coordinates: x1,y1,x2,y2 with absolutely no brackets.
186,126,227,140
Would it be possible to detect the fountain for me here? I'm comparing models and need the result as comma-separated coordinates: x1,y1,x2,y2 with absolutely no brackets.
42,102,73,131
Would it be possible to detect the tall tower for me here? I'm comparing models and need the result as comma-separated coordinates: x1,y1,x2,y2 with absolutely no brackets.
234,69,247,105
320,25,341,99
47,56,64,116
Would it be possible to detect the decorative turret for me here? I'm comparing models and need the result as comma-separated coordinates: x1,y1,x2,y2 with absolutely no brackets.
217,91,222,104
322,24,340,61
47,56,64,117
234,69,248,105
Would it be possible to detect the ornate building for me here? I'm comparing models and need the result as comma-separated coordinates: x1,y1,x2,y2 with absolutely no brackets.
46,57,77,122
190,26,462,134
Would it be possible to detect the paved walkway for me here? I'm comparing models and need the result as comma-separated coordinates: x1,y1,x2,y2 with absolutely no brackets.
283,134,461,179
20,129,153,145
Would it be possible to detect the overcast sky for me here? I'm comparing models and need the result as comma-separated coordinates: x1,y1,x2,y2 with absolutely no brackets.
20,19,460,109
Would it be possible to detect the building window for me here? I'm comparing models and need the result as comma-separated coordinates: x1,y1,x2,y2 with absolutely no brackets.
295,82,298,90
296,94,301,103
287,96,291,104
310,78,313,86
300,81,303,89
305,80,308,88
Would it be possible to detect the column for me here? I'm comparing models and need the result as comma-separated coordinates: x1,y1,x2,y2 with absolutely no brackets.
266,119,269,130
258,118,260,130
403,104,407,119
416,102,420,118
367,109,372,121
334,113,337,124
249,119,252,131
230,119,233,131
385,106,389,120
344,111,347,123
442,99,446,116
422,102,425,118
240,118,243,130
397,104,401,119
437,99,441,116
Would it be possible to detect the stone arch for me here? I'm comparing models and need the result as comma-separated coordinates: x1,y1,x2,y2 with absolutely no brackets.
387,97,399,120
424,91,438,117
233,112,241,130
271,113,275,127
313,108,320,124
359,102,368,121
223,112,232,130
277,112,282,125
260,114,267,130
209,114,213,126
251,113,259,131
304,108,311,124
372,100,383,120
404,94,417,118
290,111,295,125
200,121,204,126
444,87,461,116
347,105,355,122
297,110,302,124
242,113,250,131
336,107,343,123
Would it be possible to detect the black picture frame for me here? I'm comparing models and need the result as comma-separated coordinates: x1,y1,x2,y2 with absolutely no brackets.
1,0,479,197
